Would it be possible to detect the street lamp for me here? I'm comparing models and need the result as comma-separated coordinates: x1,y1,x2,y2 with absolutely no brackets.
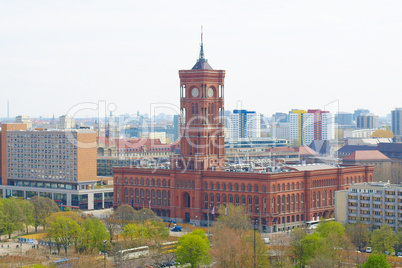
103,240,108,268
253,219,258,268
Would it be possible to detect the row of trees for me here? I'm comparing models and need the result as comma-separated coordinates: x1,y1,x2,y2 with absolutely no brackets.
0,196,60,239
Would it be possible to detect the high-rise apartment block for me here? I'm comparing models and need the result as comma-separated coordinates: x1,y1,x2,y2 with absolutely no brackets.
57,115,75,129
335,112,353,126
230,110,261,139
356,114,379,129
289,109,333,146
392,108,402,137
0,123,113,210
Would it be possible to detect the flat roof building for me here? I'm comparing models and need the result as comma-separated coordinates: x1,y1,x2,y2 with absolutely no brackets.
0,123,113,210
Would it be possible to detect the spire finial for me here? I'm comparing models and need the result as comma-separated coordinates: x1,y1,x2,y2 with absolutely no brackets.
199,25,205,59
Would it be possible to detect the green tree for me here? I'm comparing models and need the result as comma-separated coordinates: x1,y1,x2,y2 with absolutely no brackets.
345,220,370,251
299,232,322,266
114,204,137,228
123,223,144,241
176,229,211,268
362,254,391,268
82,217,110,251
371,224,396,254
290,227,307,267
1,198,24,238
215,204,250,230
29,196,60,232
316,221,345,239
17,199,34,234
47,215,82,256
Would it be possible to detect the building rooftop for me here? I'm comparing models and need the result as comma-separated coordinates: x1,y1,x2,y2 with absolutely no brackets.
343,150,390,161
286,163,337,171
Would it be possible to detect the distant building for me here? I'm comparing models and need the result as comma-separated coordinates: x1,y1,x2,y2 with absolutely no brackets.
140,132,167,144
356,114,379,129
335,112,353,126
344,128,377,138
15,115,32,129
342,150,392,171
57,115,75,130
230,110,261,139
289,109,333,146
336,182,401,230
391,108,402,136
173,115,181,141
353,109,370,121
272,112,288,123
270,122,290,140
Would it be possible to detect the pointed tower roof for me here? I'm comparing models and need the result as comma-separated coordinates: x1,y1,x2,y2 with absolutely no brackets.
192,27,213,70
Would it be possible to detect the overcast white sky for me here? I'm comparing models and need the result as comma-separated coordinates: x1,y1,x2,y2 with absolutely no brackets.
1,0,402,119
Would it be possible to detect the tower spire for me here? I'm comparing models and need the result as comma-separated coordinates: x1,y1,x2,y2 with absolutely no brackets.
199,25,205,59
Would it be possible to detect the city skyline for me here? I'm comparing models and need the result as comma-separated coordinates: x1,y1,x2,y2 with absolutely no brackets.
1,1,402,118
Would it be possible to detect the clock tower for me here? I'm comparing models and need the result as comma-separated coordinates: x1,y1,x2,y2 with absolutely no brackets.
173,35,226,171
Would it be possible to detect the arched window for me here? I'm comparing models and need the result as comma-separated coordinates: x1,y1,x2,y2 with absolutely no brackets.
163,190,167,206
204,193,208,209
229,194,233,203
287,183,290,190
151,179,155,186
210,182,214,190
277,196,281,213
235,184,239,191
317,191,321,207
125,177,128,185
135,189,139,204
329,190,332,205
255,185,258,192
223,183,226,191
242,184,245,191
248,184,252,192
282,195,286,212
157,179,161,186
255,196,259,212
263,185,266,193
163,179,166,187
152,190,156,205
135,178,139,185
248,196,253,212
292,183,295,190
272,185,275,193
217,194,221,206
292,194,295,211
146,178,149,186
301,182,304,189
125,188,128,203
229,183,232,191
296,182,299,190
157,190,161,205
205,182,208,190
242,195,246,207
235,195,239,205
282,184,285,191
223,194,227,205
323,191,326,206
141,178,144,186
301,193,304,209
130,188,134,204
217,182,220,190
210,193,214,207
130,178,134,185
287,195,290,211
312,192,316,208
296,194,299,210
116,177,119,184
277,185,280,192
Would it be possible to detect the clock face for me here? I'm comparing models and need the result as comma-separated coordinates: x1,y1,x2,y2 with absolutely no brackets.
191,87,199,97
207,87,214,97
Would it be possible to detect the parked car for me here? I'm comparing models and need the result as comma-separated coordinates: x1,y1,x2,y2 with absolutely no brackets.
365,247,372,253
